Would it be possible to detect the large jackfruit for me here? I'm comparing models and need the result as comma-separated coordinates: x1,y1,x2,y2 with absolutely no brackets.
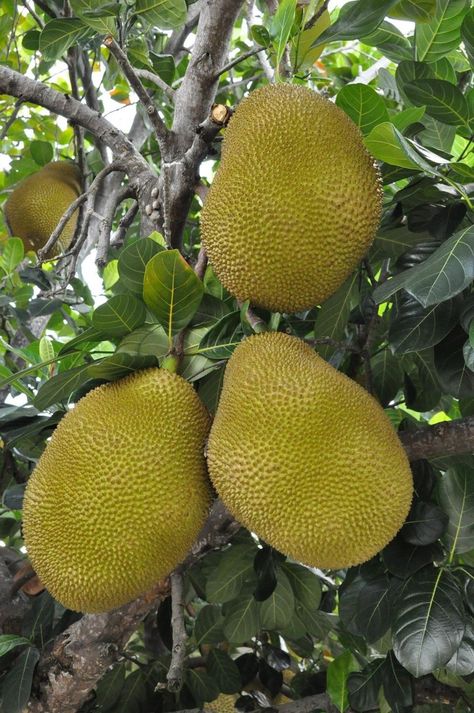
201,84,382,313
207,332,412,569
23,368,211,613
4,161,81,254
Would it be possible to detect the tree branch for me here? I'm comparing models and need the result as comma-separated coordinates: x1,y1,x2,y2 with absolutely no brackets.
166,571,187,692
399,416,474,462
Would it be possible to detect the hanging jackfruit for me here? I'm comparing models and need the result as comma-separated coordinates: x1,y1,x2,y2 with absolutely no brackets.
4,161,81,254
201,84,382,313
23,368,211,613
207,332,413,569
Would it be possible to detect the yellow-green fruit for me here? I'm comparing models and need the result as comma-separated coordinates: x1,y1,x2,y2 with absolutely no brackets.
206,694,237,712
207,332,412,569
23,368,211,613
201,84,382,313
4,161,81,254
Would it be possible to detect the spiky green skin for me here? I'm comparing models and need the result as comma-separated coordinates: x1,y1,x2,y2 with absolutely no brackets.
23,369,212,613
207,332,413,569
201,84,383,313
5,161,81,254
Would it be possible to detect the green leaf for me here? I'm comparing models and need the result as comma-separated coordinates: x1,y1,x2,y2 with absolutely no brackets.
58,327,103,355
198,367,225,415
316,0,399,45
373,225,474,308
382,651,413,711
362,20,413,62
0,646,39,713
271,0,297,68
118,237,164,295
92,295,146,338
281,562,322,610
134,0,187,30
339,573,391,644
295,603,336,639
194,605,225,646
143,250,204,345
390,0,436,22
365,122,435,172
391,106,427,132
259,569,295,630
404,79,470,128
185,668,219,705
113,669,149,713
389,292,462,354
34,364,90,410
314,273,359,362
197,312,243,360
206,649,241,694
396,59,435,105
39,18,89,60
0,238,24,273
69,0,116,34
327,650,360,713
370,225,427,261
392,567,465,676
87,353,157,380
415,0,468,63
336,85,390,136
371,350,403,405
30,140,53,166
348,659,385,711
438,466,474,555
94,663,126,712
0,635,31,658
461,8,474,68
435,327,474,399
445,620,474,675
206,545,255,604
116,324,169,359
222,595,259,644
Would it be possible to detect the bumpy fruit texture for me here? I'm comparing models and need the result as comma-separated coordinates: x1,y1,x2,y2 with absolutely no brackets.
201,84,382,313
207,332,413,569
206,694,237,712
23,369,211,613
4,161,81,254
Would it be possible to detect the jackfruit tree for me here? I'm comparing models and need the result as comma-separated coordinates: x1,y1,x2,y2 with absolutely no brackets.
1,1,474,712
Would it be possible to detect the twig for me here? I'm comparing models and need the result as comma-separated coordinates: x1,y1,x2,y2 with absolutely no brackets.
110,201,139,247
135,68,175,102
304,0,330,31
96,185,135,267
214,46,263,78
0,98,23,141
104,36,169,150
194,247,208,280
166,571,187,692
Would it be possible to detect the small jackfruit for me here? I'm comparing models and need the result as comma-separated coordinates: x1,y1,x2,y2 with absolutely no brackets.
4,161,81,254
201,84,382,313
23,368,211,613
207,332,413,569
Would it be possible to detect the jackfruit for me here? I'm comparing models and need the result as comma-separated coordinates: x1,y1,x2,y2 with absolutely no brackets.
4,161,81,254
201,84,382,313
206,694,237,712
23,368,211,613
207,332,412,569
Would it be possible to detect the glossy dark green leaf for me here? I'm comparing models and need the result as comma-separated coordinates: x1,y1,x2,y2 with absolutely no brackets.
113,669,148,713
374,226,474,308
362,20,412,62
327,650,359,712
348,659,385,711
371,226,428,262
438,466,474,555
314,273,359,362
402,349,441,411
389,292,462,354
194,605,225,646
143,250,204,344
92,295,146,338
206,545,255,604
207,648,241,694
404,80,470,128
336,84,389,136
94,663,126,712
435,327,474,399
253,547,278,602
382,651,413,712
34,364,90,410
316,0,399,45
339,574,391,644
445,620,474,675
134,0,186,30
382,537,443,578
0,635,30,658
0,647,39,713
392,567,465,676
461,8,474,68
415,0,468,63
371,350,403,406
396,60,435,104
259,569,295,630
198,367,225,415
197,312,243,360
294,603,336,639
116,324,168,359
118,237,163,295
87,353,157,380
281,562,322,610
222,595,259,644
401,500,448,546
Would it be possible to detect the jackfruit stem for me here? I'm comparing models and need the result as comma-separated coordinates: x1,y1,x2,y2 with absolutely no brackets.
162,354,180,374
238,300,268,333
